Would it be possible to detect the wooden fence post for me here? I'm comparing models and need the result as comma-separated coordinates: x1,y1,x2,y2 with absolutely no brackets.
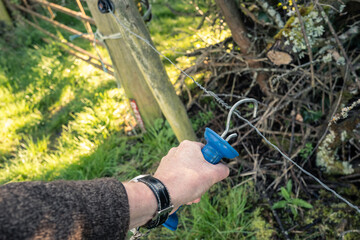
86,0,196,141
85,0,162,132
0,0,12,25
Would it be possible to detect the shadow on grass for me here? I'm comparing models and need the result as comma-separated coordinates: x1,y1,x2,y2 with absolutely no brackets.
39,120,178,183
50,133,141,182
16,79,116,145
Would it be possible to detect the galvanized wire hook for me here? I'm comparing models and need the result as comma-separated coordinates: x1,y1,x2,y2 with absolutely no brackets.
221,98,259,142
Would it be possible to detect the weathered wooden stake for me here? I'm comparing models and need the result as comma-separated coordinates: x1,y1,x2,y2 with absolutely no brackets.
0,0,12,25
86,0,196,141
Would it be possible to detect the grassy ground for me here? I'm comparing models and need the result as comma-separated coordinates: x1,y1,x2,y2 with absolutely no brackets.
0,1,267,239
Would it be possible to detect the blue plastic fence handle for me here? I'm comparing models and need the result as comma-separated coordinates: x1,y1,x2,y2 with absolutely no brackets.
162,128,239,231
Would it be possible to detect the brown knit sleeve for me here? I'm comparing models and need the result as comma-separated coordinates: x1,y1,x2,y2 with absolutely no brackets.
0,178,130,240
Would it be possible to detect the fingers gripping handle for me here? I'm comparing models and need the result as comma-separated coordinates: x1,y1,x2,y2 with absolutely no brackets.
163,128,239,231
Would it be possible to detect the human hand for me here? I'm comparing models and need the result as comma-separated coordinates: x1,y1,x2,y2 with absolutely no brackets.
154,140,229,212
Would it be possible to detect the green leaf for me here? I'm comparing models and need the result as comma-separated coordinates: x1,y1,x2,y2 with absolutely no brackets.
272,200,287,209
286,180,293,194
280,187,291,201
302,108,323,123
292,198,313,209
290,206,298,217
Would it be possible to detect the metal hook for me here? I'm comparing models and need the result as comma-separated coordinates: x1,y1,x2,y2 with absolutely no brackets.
221,98,259,142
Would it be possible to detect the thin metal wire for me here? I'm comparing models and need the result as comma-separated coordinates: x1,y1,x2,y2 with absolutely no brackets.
93,30,108,73
108,9,360,214
92,29,122,73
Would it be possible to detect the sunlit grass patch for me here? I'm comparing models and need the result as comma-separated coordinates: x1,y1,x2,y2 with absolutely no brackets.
149,1,232,91
0,84,135,182
185,185,252,239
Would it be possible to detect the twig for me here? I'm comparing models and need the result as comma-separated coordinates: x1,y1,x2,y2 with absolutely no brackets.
339,21,360,41
256,0,284,28
315,2,360,89
272,60,322,85
263,191,291,240
212,66,306,84
297,63,348,179
289,106,296,155
255,128,316,137
193,2,213,28
239,3,273,28
292,1,316,87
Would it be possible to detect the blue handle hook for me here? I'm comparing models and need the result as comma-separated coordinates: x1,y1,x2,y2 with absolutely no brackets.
163,98,258,231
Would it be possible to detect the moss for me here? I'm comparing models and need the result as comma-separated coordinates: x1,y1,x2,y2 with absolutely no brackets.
273,5,315,40
317,102,360,175
343,231,360,240
341,184,360,197
273,15,296,41
303,198,360,239
250,208,275,240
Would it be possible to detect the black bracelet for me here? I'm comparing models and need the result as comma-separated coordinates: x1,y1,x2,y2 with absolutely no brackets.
131,175,174,229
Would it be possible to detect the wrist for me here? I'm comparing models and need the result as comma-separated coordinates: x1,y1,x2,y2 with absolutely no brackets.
125,175,175,229
123,181,157,229
134,175,174,229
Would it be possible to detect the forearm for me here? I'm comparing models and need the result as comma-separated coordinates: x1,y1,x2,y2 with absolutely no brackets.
0,178,130,240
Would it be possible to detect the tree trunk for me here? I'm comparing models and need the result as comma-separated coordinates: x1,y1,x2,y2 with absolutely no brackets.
214,0,270,97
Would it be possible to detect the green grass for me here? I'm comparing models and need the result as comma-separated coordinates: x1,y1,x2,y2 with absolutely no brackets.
147,182,274,240
176,184,254,239
148,0,232,85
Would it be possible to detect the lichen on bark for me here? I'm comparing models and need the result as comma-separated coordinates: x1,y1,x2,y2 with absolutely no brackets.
316,103,360,175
